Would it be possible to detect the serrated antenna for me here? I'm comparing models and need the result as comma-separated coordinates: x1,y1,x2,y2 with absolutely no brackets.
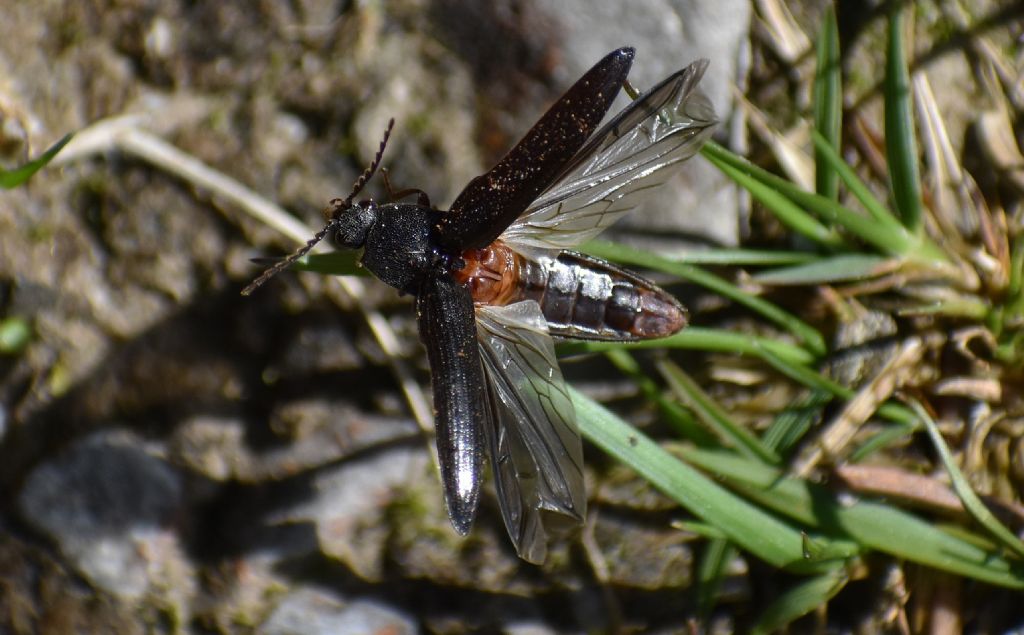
241,119,395,296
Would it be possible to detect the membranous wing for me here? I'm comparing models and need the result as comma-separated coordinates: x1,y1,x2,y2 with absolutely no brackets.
500,59,718,253
476,302,585,563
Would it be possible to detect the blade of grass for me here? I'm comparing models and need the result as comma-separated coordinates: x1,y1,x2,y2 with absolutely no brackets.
288,251,365,276
696,538,736,621
556,327,816,368
604,349,716,446
683,448,1024,588
755,346,919,427
705,140,924,257
570,386,828,572
1003,235,1024,334
1009,233,1023,298
0,133,73,189
802,532,861,562
702,145,846,249
813,4,842,201
672,520,728,540
809,131,900,229
584,240,827,356
752,568,850,635
884,5,923,232
897,297,990,320
664,248,817,266
994,331,1024,365
910,400,1024,559
753,254,898,285
657,359,781,465
811,131,947,267
848,422,917,462
762,390,832,455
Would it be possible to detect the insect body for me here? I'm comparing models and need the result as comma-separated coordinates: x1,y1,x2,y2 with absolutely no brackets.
455,245,687,340
244,47,717,563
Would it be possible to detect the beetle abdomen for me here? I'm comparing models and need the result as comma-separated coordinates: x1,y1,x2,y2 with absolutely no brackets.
457,243,687,341
524,251,687,341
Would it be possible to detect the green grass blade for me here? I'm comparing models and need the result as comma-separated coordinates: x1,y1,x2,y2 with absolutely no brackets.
752,568,850,635
1003,235,1023,334
807,129,893,228
762,390,832,455
702,144,845,248
683,448,1024,588
807,130,893,221
813,4,842,201
802,532,861,562
1009,233,1023,298
557,327,816,368
674,520,729,540
604,349,716,446
570,386,823,571
664,248,817,266
898,296,990,320
0,133,73,189
911,400,1024,559
705,139,925,257
657,359,781,465
884,6,923,232
755,347,919,427
584,240,827,356
288,251,365,276
848,423,917,462
752,254,898,285
695,538,736,620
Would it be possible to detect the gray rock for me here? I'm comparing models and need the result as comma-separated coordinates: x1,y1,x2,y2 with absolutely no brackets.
260,588,417,635
16,429,194,604
523,0,749,248
290,445,430,581
280,324,364,374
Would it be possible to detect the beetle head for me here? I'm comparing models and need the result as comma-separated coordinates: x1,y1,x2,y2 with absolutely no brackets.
332,201,377,249
241,119,395,296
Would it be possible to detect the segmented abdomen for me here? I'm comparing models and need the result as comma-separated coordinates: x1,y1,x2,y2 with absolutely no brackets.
455,242,687,341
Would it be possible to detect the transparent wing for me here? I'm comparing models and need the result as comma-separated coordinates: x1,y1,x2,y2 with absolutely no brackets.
501,59,718,253
476,302,585,563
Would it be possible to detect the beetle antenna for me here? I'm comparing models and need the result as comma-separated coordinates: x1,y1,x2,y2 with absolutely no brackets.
240,222,336,296
327,118,396,219
244,118,396,296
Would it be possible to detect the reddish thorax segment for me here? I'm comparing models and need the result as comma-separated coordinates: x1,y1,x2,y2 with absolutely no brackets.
452,241,523,306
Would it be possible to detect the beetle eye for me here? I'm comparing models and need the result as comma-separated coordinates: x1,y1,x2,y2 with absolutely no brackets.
333,203,375,249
